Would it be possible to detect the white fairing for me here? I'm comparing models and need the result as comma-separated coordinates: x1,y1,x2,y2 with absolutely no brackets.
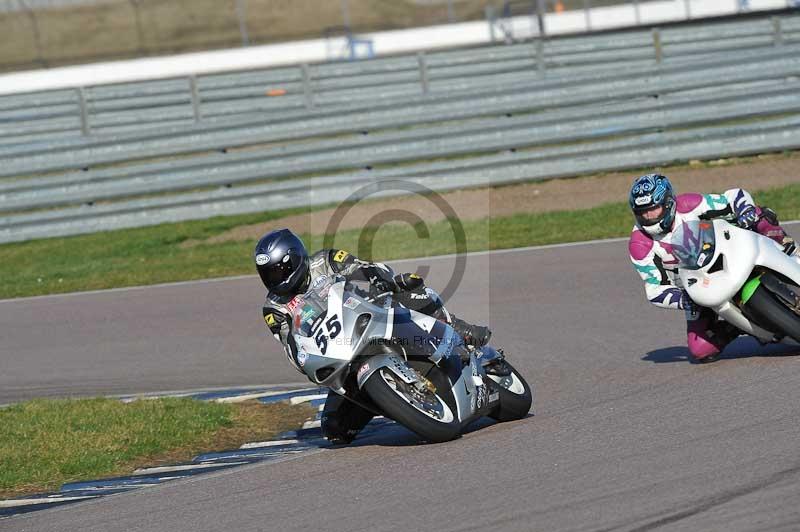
293,282,349,362
679,220,800,343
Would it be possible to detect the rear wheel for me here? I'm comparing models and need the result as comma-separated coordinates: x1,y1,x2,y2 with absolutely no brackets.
363,367,461,443
747,284,800,342
487,362,533,422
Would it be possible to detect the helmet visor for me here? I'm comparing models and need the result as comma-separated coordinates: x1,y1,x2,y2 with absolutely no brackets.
261,249,303,289
634,204,666,227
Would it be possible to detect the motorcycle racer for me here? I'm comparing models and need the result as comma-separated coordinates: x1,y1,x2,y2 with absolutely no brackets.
628,174,797,363
254,228,491,442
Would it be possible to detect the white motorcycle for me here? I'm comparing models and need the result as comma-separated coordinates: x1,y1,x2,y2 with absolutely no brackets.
289,274,532,443
674,219,800,344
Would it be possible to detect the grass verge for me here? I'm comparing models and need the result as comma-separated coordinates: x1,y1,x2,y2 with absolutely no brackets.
0,397,314,499
1,182,799,300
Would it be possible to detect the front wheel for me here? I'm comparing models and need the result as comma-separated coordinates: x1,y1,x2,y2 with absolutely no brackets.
363,367,461,443
487,362,533,422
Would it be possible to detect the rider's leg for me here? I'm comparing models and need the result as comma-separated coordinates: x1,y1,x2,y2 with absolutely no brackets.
686,307,739,363
394,273,491,347
320,392,374,444
448,314,492,348
755,207,798,255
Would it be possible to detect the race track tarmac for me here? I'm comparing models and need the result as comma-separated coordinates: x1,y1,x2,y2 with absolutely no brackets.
5,235,800,531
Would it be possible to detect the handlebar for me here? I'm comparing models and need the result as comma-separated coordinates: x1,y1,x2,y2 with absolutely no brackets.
365,291,393,304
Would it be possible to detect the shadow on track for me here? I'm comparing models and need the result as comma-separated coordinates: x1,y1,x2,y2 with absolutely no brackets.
333,415,534,448
643,337,800,364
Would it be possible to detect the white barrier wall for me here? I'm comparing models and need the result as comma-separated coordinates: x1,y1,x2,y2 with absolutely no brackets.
0,0,793,95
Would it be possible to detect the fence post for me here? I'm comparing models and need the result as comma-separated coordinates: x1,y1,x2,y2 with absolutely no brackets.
417,52,430,95
20,0,46,67
128,0,146,54
584,0,592,32
301,64,314,109
235,0,249,46
772,16,783,46
447,0,455,23
189,75,201,122
486,5,496,43
684,0,691,19
340,0,351,29
535,38,546,78
633,0,641,25
76,87,90,137
652,28,662,64
536,0,546,38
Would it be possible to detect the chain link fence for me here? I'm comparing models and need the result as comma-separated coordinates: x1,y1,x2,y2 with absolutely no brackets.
0,0,649,71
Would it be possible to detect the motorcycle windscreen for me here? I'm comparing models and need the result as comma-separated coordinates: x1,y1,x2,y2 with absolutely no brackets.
290,275,340,337
671,221,717,270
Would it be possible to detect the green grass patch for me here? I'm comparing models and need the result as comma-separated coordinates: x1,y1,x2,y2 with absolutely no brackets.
0,397,313,499
0,205,314,299
2,183,799,299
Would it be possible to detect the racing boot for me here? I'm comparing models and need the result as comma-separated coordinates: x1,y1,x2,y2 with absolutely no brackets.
450,315,492,348
483,348,513,377
691,322,741,364
713,320,742,349
320,393,374,445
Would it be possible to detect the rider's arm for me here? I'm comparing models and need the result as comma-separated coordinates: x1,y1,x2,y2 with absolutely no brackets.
699,189,757,226
262,305,303,373
629,230,687,310
327,249,396,291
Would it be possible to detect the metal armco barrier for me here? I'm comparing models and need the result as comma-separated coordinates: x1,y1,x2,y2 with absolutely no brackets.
1,14,798,138
0,12,799,244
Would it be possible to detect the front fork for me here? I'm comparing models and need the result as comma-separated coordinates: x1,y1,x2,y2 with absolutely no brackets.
444,348,502,422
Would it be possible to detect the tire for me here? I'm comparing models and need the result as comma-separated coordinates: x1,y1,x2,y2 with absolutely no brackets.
363,367,461,443
487,363,533,422
747,285,800,343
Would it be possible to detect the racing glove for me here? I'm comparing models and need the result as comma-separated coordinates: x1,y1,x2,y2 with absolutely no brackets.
782,236,798,256
736,205,760,229
361,265,397,294
394,272,424,291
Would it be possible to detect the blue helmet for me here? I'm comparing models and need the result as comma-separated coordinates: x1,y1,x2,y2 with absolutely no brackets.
629,174,676,236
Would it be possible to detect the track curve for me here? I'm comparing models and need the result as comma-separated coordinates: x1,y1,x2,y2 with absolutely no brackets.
5,237,800,531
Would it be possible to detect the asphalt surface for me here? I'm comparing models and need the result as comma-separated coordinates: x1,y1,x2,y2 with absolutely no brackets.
5,236,800,531
0,275,302,403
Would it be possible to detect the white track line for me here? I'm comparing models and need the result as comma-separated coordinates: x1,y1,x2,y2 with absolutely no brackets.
0,384,315,409
289,394,327,405
2,221,797,305
215,389,316,403
0,495,98,508
239,439,300,449
132,462,249,476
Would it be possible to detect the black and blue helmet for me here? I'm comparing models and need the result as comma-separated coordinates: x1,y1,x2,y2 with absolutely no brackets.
629,174,676,236
254,229,310,296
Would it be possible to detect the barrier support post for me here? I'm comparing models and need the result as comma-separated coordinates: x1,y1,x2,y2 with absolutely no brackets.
418,52,430,95
77,87,90,137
